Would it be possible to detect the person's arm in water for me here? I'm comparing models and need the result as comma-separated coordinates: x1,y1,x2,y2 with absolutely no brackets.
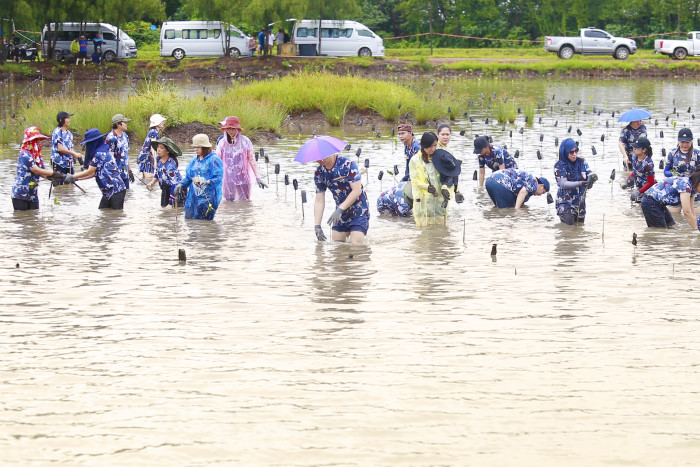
680,192,696,228
514,187,529,209
478,167,486,187
314,190,326,225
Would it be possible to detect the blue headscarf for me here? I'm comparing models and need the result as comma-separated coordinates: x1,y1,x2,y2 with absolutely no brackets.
84,140,109,169
558,138,586,179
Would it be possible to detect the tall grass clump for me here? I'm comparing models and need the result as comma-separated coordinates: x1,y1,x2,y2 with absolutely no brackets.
522,101,536,126
494,100,517,124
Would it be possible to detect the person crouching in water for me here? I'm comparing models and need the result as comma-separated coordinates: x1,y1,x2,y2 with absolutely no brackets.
314,152,370,244
65,129,127,209
485,168,550,208
146,137,185,208
377,181,414,217
554,138,598,225
641,170,700,229
174,134,223,220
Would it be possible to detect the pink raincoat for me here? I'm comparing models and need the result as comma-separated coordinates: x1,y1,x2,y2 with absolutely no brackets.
216,133,260,201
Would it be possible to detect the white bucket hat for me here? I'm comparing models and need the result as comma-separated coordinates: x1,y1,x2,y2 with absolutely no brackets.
192,134,212,148
149,114,167,128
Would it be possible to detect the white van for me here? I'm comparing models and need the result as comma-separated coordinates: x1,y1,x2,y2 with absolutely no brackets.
160,21,251,60
41,22,137,61
292,20,385,57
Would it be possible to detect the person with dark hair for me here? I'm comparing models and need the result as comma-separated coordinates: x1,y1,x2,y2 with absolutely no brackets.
437,123,451,150
621,137,655,202
641,171,700,229
50,111,83,186
474,136,518,187
664,128,700,177
485,169,550,208
65,129,127,210
618,119,647,170
409,132,451,226
554,138,598,225
92,32,103,64
105,114,134,188
397,123,420,181
146,137,185,208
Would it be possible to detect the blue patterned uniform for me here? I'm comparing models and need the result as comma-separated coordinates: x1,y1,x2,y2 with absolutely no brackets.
105,130,130,185
490,168,539,198
377,181,411,217
619,124,647,156
179,152,224,220
155,157,183,205
402,138,421,181
11,150,43,202
90,145,127,199
645,177,696,206
479,144,518,172
50,127,74,169
138,128,159,174
630,154,655,189
315,156,370,228
554,158,591,217
665,147,700,177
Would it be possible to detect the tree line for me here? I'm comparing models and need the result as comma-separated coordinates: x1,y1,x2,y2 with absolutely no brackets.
2,0,699,50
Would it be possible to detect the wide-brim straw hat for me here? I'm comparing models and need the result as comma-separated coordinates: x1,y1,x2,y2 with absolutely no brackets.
192,134,212,148
149,113,167,128
150,136,182,157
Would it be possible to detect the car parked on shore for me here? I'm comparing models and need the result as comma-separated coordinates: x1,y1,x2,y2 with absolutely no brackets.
654,32,700,60
544,28,636,60
41,22,137,61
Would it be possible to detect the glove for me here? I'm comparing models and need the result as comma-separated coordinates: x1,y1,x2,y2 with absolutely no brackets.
455,192,464,204
128,168,135,183
427,184,437,195
256,177,268,189
315,225,327,241
47,171,65,181
621,177,634,189
76,156,84,166
327,207,345,226
441,188,451,200
630,189,641,202
173,184,183,195
586,173,598,189
63,173,75,184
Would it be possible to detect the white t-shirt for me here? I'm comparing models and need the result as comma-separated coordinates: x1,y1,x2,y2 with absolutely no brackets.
268,33,275,45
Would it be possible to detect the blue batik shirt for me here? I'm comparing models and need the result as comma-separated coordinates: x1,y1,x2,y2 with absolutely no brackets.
402,138,421,181
155,157,182,187
619,124,647,155
50,127,74,169
490,168,538,199
479,144,518,172
631,154,655,189
90,145,126,199
12,150,43,202
377,181,412,217
105,130,130,174
315,156,370,224
138,128,160,165
665,147,700,177
646,176,696,206
554,158,592,217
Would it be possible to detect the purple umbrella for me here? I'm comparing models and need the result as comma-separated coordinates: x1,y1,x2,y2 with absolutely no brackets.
294,135,348,164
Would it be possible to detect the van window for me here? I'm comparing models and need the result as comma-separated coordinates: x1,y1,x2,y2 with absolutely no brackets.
321,28,353,39
164,29,175,39
357,29,373,38
103,32,116,41
296,27,317,38
208,29,221,39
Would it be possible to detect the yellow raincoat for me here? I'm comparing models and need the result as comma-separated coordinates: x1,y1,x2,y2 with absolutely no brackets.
409,152,454,226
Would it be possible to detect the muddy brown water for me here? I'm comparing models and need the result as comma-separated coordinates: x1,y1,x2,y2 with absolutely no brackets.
1,78,700,465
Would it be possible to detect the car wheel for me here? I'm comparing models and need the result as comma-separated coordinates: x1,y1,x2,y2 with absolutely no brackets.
558,46,574,60
358,47,372,58
52,49,63,61
228,47,241,58
614,47,629,60
103,50,116,62
673,48,687,60
172,48,185,60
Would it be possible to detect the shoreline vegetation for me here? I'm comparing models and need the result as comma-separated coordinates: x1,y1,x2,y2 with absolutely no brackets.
1,47,698,146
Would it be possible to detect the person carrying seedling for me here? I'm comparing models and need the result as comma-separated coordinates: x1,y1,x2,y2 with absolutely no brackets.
146,137,185,208
620,137,655,203
554,138,598,225
174,134,223,220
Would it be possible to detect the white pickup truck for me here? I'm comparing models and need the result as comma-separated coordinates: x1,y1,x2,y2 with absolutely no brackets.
654,32,700,59
544,27,637,60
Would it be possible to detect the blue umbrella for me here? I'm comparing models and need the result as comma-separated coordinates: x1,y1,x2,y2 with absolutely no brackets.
294,135,348,164
618,109,652,122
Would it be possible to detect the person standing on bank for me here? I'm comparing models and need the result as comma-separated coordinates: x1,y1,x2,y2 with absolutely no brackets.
174,134,223,220
66,129,127,210
146,137,184,208
664,128,700,177
618,119,647,171
398,123,421,181
216,116,267,201
76,35,87,65
105,114,134,188
474,136,518,187
314,152,370,244
554,138,598,225
12,127,64,211
137,114,166,180
641,171,700,229
50,111,83,186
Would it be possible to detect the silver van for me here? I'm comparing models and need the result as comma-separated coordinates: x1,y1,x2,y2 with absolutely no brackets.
41,22,137,61
160,21,251,60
